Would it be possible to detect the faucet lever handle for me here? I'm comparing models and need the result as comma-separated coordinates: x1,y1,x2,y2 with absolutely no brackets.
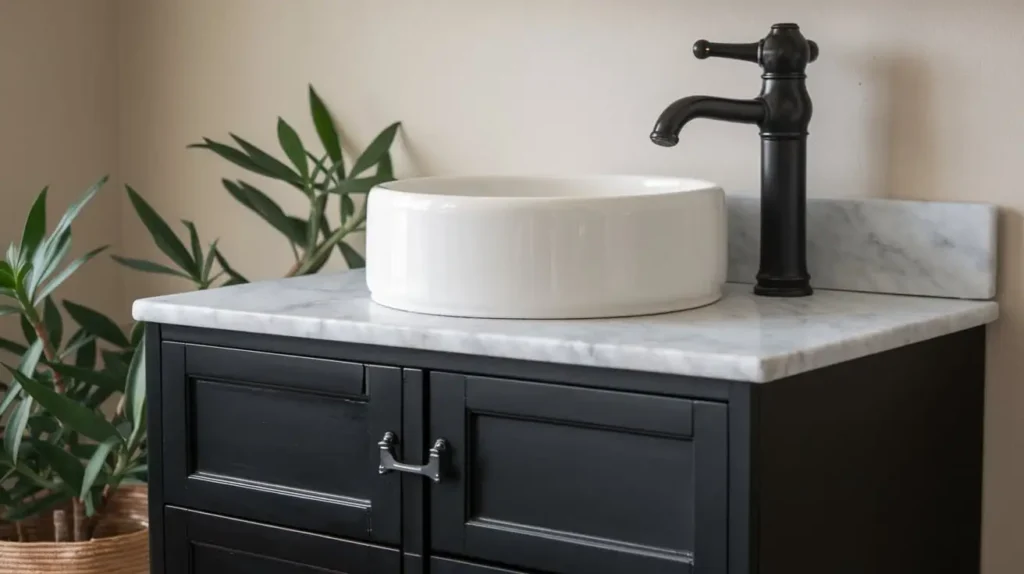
692,40,760,64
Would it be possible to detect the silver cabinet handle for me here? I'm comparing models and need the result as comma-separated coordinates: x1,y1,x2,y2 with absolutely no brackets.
377,431,447,483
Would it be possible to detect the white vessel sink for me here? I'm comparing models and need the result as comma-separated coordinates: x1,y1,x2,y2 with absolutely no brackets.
365,175,726,319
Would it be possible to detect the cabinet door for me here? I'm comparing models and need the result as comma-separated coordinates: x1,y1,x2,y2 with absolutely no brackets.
430,373,728,574
165,506,400,573
162,343,401,544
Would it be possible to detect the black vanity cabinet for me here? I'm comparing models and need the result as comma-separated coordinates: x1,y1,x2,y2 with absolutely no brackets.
147,324,986,574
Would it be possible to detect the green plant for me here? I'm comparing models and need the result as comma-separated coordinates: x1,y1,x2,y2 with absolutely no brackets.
115,85,401,287
0,177,147,541
0,85,399,542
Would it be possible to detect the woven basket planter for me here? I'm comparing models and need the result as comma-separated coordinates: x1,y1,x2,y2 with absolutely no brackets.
0,485,149,574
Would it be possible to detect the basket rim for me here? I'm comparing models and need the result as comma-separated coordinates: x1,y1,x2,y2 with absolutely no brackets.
0,523,148,548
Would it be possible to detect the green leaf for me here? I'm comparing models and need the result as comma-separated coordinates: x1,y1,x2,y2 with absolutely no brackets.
20,314,36,345
123,464,147,477
33,440,84,493
18,336,44,377
75,338,97,369
338,240,366,269
20,187,48,261
63,300,130,348
341,194,355,223
84,490,96,516
229,134,303,186
1,337,44,417
111,255,193,280
34,244,108,305
6,367,121,444
68,442,97,459
130,322,145,348
201,240,218,285
46,362,123,396
0,336,28,356
211,247,248,285
327,174,393,195
125,335,146,427
50,176,106,246
0,267,16,290
277,118,309,181
189,138,277,179
81,436,118,499
350,122,401,178
309,86,343,169
378,151,394,179
124,185,198,278
6,244,22,274
43,296,63,350
0,304,20,316
26,414,58,435
29,230,71,298
4,396,33,461
183,220,203,268
4,490,70,521
222,180,306,245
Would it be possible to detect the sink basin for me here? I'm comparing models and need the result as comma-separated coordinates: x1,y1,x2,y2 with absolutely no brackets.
365,175,726,319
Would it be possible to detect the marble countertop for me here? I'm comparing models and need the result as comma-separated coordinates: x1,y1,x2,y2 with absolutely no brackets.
133,270,998,383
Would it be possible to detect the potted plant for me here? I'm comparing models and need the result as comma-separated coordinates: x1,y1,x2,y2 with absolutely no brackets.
0,85,398,572
0,176,150,572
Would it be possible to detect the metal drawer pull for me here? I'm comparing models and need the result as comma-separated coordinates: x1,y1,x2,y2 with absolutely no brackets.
377,431,447,483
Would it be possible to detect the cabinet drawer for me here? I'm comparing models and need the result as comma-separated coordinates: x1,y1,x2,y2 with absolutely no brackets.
161,343,401,544
430,374,727,574
164,506,400,573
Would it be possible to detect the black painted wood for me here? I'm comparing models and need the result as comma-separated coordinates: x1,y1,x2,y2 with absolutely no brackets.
164,506,400,573
161,344,401,544
403,369,427,559
432,556,536,573
747,327,986,574
431,372,726,574
149,323,989,574
161,325,730,400
144,324,165,574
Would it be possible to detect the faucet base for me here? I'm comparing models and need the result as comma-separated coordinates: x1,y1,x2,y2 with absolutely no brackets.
754,279,813,297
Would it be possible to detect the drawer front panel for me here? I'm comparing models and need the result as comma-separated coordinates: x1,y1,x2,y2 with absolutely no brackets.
162,343,401,544
431,373,727,574
192,378,368,496
165,506,400,574
470,414,695,550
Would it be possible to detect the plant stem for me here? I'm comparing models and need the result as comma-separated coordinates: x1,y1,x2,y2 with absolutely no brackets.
54,509,68,542
72,498,84,541
30,320,65,393
15,521,24,542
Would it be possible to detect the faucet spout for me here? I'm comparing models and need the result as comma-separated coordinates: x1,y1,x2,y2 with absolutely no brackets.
650,96,765,147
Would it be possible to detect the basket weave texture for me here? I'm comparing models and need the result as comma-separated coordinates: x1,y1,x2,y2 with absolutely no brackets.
0,485,149,574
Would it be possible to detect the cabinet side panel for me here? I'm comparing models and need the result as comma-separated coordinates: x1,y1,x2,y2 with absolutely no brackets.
756,328,985,574
146,323,165,574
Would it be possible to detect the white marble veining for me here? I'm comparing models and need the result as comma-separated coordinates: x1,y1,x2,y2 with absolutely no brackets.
133,270,997,383
726,196,998,300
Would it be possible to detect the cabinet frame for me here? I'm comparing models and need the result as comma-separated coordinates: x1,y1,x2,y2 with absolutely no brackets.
149,324,987,574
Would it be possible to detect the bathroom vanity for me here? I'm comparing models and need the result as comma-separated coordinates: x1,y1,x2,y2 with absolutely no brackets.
135,271,997,574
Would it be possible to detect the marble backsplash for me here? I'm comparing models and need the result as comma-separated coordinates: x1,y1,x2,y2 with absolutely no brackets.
725,196,998,300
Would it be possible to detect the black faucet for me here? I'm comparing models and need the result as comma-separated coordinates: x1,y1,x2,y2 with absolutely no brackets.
651,23,818,297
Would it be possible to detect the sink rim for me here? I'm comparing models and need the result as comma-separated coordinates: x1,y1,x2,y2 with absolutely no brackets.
375,174,721,204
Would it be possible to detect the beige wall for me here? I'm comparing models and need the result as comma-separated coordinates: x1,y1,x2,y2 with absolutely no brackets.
82,0,1024,570
0,0,122,349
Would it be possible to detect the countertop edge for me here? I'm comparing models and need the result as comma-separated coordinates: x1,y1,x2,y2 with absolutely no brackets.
132,298,999,384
